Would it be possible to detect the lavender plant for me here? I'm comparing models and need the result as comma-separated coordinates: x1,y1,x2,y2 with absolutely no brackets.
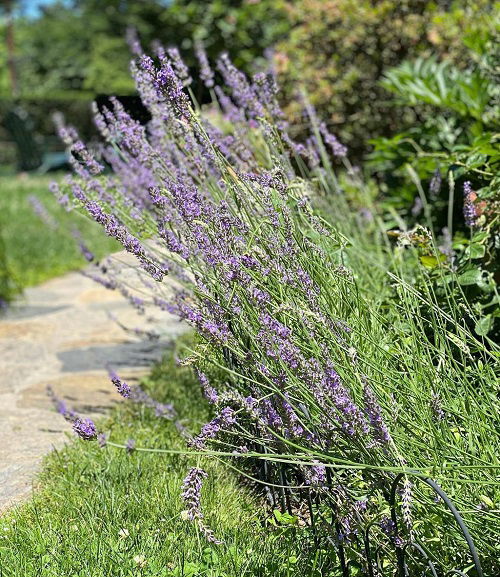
53,44,499,573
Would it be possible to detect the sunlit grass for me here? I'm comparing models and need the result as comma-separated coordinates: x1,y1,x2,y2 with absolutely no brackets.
0,336,343,577
0,173,118,291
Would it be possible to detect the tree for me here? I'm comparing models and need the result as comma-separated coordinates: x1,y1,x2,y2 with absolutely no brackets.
0,0,289,99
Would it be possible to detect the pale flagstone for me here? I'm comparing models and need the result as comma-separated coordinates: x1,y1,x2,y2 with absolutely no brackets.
0,264,185,512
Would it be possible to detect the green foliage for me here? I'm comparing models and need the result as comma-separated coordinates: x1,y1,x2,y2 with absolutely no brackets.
164,0,289,71
368,32,499,337
0,228,18,303
83,36,136,95
0,0,289,99
380,57,492,119
275,0,497,156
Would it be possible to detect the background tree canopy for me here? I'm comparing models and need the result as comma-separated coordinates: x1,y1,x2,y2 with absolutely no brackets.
0,0,290,99
0,0,496,153
274,0,497,154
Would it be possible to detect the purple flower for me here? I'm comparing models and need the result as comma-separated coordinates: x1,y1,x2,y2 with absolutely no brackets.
128,385,176,420
126,26,142,56
72,227,94,261
28,195,58,229
46,385,78,423
304,460,327,486
181,467,222,544
431,391,445,422
73,418,97,440
181,467,208,521
363,384,392,446
463,181,477,227
195,42,214,88
319,122,347,158
126,438,136,453
197,371,219,404
167,47,192,86
379,516,396,535
108,368,132,398
190,407,237,449
150,56,191,119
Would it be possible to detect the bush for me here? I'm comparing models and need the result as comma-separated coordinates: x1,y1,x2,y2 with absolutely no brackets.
368,32,499,339
274,0,496,156
54,44,499,574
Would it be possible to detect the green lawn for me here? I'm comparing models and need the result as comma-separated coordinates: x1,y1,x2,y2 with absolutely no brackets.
0,173,118,294
0,336,340,577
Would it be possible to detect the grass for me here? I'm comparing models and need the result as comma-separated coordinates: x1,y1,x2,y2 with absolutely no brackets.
0,335,342,577
0,173,118,293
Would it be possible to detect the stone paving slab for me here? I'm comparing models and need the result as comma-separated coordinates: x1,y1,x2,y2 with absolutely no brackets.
0,266,185,512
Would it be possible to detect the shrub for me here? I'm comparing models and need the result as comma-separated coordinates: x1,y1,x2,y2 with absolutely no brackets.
274,0,496,156
369,32,500,339
54,44,499,574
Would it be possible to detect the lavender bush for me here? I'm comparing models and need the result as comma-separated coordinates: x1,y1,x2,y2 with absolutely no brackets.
52,42,499,573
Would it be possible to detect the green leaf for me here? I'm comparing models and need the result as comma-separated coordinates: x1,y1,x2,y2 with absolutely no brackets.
420,255,446,269
467,244,486,259
475,315,493,336
479,495,494,509
457,269,483,286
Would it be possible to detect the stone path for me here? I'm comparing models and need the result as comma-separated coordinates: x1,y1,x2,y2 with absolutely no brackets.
0,266,185,512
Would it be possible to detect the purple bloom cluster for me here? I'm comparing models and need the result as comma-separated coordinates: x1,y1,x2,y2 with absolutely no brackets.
28,195,58,229
197,371,219,404
195,42,214,88
463,181,477,227
181,467,221,543
73,418,97,440
190,407,236,449
379,516,396,535
304,460,327,486
181,467,207,521
431,391,445,422
129,385,177,420
46,385,78,423
108,368,132,398
363,384,392,446
319,122,347,158
47,385,97,440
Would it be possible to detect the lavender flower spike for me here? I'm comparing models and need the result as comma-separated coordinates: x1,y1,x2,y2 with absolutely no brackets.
181,467,207,521
197,370,219,404
463,181,477,227
319,122,347,158
108,367,132,398
195,42,214,88
73,418,97,440
304,460,327,487
363,384,392,446
181,467,222,544
190,407,237,449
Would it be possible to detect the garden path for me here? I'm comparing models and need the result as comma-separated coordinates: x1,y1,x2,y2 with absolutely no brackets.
0,262,185,512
